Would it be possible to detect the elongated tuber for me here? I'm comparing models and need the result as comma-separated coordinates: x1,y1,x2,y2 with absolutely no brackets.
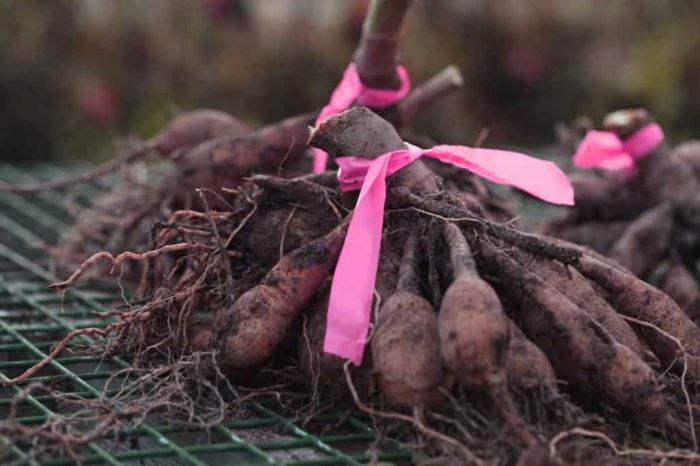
481,243,665,422
215,221,348,370
372,234,446,408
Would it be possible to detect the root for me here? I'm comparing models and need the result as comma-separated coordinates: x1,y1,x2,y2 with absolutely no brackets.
1,352,237,462
50,242,211,290
343,362,483,466
549,427,700,461
392,191,581,265
279,206,298,259
491,383,539,447
50,170,175,279
196,189,235,292
621,315,696,450
4,327,110,386
0,382,141,462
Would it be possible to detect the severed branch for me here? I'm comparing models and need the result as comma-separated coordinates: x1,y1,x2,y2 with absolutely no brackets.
354,0,413,89
398,65,464,126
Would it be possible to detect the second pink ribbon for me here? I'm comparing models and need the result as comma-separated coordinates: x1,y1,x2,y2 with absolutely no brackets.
573,123,665,171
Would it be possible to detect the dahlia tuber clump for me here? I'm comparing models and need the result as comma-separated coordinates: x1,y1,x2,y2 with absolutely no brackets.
7,2,700,463
48,111,315,277
11,107,700,465
548,108,700,311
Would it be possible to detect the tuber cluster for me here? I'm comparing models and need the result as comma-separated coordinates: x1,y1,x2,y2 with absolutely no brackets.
12,107,700,465
548,108,700,311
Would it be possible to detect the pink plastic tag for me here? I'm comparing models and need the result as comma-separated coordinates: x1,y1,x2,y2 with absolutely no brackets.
323,143,574,365
573,123,664,171
312,64,411,174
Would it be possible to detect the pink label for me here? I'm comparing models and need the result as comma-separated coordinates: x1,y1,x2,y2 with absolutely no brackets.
573,123,664,171
324,143,574,365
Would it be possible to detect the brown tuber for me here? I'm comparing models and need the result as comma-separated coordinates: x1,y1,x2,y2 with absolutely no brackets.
153,109,251,155
661,258,700,312
607,203,673,277
439,224,509,389
505,319,557,392
372,234,446,409
214,221,348,370
481,243,665,423
0,109,252,193
440,223,536,445
575,255,700,378
513,250,653,363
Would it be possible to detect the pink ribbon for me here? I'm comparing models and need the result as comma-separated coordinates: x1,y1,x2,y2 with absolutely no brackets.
573,123,665,171
312,64,411,173
323,143,575,365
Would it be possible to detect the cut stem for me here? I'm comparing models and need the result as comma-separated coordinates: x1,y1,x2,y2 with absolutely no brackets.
398,65,464,125
354,0,413,88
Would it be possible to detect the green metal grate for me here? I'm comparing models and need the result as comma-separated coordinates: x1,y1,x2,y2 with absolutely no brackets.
0,165,412,465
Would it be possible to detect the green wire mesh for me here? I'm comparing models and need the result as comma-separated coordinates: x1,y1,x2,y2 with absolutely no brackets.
0,165,412,466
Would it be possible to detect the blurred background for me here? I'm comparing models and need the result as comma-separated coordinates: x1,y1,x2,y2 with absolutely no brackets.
1,0,698,163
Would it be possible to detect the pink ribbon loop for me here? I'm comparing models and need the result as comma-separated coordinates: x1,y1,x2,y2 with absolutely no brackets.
573,123,665,171
323,143,574,365
312,64,411,174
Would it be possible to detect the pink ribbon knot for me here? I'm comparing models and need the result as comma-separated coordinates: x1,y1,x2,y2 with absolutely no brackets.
573,123,665,171
312,64,411,174
323,143,575,365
